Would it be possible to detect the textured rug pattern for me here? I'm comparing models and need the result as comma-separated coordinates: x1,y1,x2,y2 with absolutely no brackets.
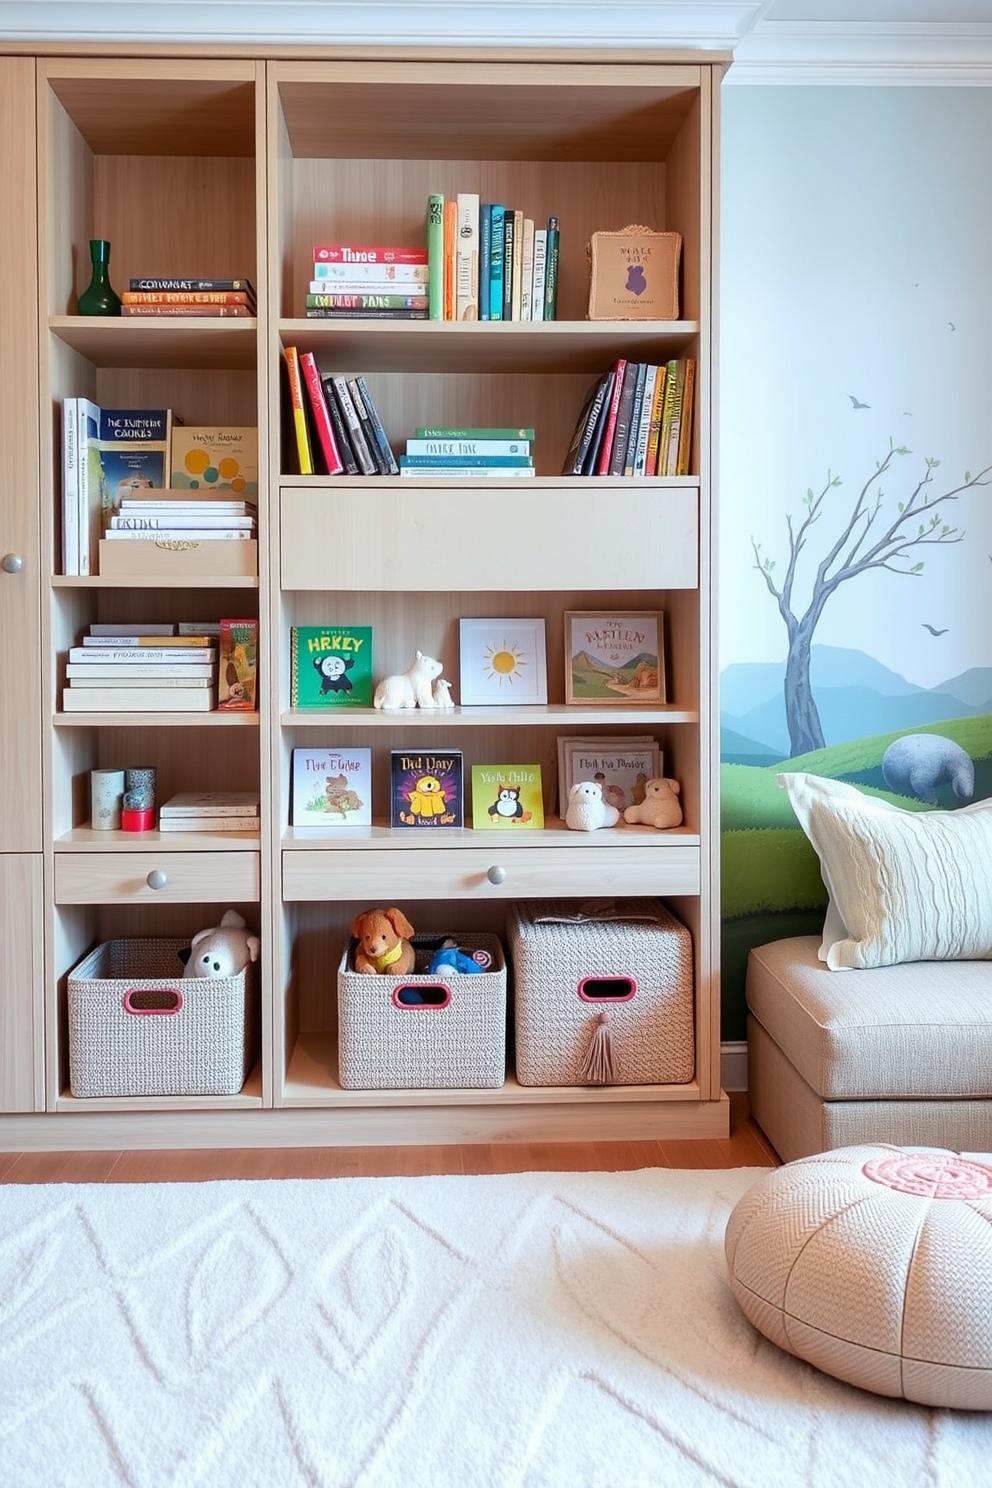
2,1166,991,1486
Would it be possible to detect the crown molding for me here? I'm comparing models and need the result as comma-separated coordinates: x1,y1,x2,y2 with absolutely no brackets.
727,21,992,83
0,1,764,50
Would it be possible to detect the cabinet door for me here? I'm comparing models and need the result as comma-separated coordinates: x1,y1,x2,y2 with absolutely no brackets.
0,57,41,853
0,853,43,1110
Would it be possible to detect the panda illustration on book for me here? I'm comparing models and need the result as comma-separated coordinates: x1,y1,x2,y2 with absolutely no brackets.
488,783,532,823
314,652,355,695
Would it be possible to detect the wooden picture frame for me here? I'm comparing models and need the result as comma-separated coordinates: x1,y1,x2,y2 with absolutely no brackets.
564,611,665,705
459,617,548,706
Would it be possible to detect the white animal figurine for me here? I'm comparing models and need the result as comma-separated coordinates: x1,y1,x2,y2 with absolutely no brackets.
565,779,620,832
373,651,443,711
432,677,455,710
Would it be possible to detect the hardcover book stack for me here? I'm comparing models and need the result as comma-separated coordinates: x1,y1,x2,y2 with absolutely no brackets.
306,245,428,320
158,791,261,833
61,401,175,575
62,625,218,713
121,277,256,318
561,356,696,478
399,426,535,479
426,194,559,322
283,347,399,477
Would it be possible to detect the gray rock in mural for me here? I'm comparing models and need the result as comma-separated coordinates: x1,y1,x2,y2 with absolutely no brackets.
880,733,975,805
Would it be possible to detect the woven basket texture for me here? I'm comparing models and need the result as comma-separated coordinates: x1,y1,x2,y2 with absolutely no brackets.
508,898,694,1086
338,932,506,1090
68,937,253,1097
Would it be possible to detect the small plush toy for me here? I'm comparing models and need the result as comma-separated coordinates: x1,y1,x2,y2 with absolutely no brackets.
565,779,620,832
373,651,443,711
180,909,260,978
427,939,483,975
623,776,683,829
351,906,417,974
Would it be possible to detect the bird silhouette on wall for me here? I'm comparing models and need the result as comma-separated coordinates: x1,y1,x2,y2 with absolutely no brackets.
848,395,870,409
922,623,948,636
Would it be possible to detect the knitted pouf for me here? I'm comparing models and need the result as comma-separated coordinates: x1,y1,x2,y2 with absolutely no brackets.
725,1144,992,1409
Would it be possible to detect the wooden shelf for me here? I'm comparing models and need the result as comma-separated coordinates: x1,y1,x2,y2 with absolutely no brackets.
280,318,700,375
56,827,261,850
282,704,699,727
281,820,701,848
49,315,257,370
54,711,260,727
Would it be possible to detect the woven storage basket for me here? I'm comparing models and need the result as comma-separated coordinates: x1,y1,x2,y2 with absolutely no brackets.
338,932,506,1090
508,899,694,1086
68,937,254,1097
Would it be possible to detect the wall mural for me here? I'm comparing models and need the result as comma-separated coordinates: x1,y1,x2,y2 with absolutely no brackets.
719,85,992,1038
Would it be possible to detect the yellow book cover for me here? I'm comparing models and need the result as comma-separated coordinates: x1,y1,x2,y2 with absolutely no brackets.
282,346,313,475
170,426,258,497
471,764,544,829
644,364,668,476
443,199,457,321
676,358,696,477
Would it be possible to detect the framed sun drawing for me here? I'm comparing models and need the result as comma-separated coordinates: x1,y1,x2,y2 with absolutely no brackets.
458,618,548,706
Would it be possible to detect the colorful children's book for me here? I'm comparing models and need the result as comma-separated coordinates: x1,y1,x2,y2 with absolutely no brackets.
390,749,464,828
471,764,544,829
291,747,372,827
289,625,373,707
170,426,259,496
218,617,258,711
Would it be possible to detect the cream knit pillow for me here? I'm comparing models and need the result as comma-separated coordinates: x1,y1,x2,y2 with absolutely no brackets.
778,771,992,971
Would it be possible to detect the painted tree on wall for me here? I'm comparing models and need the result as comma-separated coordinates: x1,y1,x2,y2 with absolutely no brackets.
751,441,992,757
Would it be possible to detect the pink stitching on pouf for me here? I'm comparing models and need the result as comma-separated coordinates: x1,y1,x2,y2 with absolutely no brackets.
862,1152,992,1199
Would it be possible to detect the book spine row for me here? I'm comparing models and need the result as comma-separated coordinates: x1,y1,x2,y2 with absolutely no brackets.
560,357,696,478
424,197,558,322
282,348,398,477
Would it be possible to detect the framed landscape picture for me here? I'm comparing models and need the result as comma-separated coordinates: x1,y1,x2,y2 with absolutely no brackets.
459,617,548,706
564,611,665,705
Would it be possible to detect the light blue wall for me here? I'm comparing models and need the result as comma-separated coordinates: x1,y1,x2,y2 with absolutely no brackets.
719,86,992,1034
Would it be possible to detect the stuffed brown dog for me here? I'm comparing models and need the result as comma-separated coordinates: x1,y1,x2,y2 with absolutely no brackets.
351,906,416,975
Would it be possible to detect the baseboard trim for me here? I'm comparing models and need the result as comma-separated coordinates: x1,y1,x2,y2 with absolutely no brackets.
721,1041,748,1093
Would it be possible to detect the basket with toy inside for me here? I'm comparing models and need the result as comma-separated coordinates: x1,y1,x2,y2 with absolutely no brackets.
508,898,694,1087
67,927,256,1098
337,914,506,1090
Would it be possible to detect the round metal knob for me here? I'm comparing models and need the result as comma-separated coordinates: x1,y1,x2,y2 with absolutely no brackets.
146,869,168,891
487,864,507,885
1,552,24,573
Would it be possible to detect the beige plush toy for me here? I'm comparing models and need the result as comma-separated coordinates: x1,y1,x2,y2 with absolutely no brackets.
181,909,260,978
623,776,683,829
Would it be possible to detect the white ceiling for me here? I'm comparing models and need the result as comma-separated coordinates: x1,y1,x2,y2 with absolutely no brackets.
1,1,992,80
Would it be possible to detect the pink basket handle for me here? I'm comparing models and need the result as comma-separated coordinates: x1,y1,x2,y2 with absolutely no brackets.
122,987,184,1016
578,975,635,1003
392,983,451,1010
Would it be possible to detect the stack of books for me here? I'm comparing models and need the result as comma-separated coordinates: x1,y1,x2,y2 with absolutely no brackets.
158,791,261,833
398,425,536,479
561,357,696,478
62,625,218,712
61,401,175,575
306,245,428,320
283,347,399,476
426,194,559,322
120,277,256,318
104,490,257,543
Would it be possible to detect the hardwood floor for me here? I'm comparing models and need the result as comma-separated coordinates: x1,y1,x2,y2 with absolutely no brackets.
0,1093,780,1183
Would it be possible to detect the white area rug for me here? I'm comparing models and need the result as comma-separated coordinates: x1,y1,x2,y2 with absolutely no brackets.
2,1166,991,1487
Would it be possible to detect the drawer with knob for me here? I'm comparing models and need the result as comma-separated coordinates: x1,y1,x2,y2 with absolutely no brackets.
282,845,699,901
54,852,260,904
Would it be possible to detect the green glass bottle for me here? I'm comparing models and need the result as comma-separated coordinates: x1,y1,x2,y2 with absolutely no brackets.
78,239,121,316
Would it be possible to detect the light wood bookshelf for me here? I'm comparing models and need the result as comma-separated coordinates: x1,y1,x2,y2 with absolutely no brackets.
0,42,727,1149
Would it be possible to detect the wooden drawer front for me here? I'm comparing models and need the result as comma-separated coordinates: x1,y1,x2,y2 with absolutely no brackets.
281,487,698,592
55,852,260,905
283,846,700,901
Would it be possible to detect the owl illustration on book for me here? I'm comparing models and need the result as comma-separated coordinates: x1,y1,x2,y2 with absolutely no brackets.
314,653,354,694
488,784,531,823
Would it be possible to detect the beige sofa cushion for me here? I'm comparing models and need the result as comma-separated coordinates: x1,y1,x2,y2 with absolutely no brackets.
747,935,992,1099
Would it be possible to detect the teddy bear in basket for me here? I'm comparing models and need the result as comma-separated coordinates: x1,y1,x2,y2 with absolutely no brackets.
179,909,260,978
